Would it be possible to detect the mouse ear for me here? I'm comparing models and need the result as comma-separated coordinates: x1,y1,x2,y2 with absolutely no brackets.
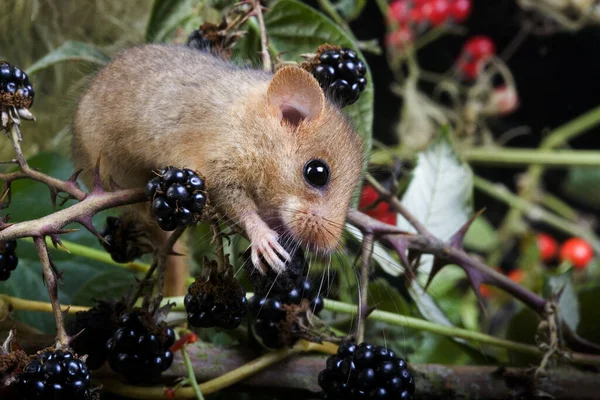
267,66,325,128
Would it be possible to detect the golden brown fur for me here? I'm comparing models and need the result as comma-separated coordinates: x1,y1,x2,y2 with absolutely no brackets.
72,44,363,295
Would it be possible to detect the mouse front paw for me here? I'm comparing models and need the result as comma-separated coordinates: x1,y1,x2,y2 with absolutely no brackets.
249,229,291,275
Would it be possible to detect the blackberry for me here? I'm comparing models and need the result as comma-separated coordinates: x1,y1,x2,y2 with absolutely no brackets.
187,29,212,51
318,342,415,399
15,349,92,400
249,277,324,349
66,300,127,370
309,46,367,107
106,309,175,383
0,240,18,281
99,216,153,263
146,167,207,231
0,61,34,109
245,240,306,297
184,272,248,329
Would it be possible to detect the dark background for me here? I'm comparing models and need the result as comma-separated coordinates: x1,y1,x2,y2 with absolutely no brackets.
304,0,600,233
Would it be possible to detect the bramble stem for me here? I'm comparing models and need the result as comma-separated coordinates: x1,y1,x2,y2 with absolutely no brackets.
0,294,89,314
179,335,205,400
252,0,272,72
356,232,373,344
463,149,600,167
33,236,69,346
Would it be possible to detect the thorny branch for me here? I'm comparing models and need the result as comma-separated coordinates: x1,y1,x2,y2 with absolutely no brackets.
348,173,600,356
0,111,147,347
251,0,272,72
356,232,373,344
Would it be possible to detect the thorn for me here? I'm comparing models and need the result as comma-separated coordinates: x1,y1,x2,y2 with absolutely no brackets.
449,208,486,249
390,237,410,270
50,235,71,253
77,216,103,241
466,268,488,308
424,256,449,291
67,169,83,184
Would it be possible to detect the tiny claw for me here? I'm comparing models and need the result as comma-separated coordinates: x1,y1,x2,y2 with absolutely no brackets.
92,154,104,194
251,248,268,275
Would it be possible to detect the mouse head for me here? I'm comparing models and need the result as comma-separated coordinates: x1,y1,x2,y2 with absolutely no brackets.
261,66,364,254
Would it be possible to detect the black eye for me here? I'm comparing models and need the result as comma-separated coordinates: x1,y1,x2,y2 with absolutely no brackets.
304,160,330,188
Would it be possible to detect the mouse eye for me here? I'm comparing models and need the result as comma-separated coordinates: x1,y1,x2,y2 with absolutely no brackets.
304,159,330,188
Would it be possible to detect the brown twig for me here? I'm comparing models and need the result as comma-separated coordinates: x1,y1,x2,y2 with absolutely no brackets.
252,0,272,72
32,236,69,346
356,232,373,344
151,226,187,314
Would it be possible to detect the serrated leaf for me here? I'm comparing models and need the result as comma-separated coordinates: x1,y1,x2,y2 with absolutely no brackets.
464,215,498,253
546,273,580,332
396,134,473,274
26,41,109,75
264,0,373,154
146,0,197,43
561,167,600,212
332,0,367,21
71,270,137,306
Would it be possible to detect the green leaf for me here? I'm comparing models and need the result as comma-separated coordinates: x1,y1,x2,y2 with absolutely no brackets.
561,167,600,212
71,271,137,307
464,215,498,253
264,0,374,153
545,272,580,332
396,134,473,274
577,286,600,342
506,306,539,366
26,41,109,75
146,0,197,43
331,0,367,21
367,278,410,315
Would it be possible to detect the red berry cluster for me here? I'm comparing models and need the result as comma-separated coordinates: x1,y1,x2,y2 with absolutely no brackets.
456,36,496,81
537,234,594,270
358,184,396,225
389,0,472,27
386,0,472,49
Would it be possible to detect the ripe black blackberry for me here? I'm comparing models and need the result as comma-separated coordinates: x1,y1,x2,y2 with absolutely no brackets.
15,349,93,400
146,167,207,231
308,46,367,107
99,216,154,263
0,61,34,109
0,240,18,281
66,300,127,370
245,241,306,297
184,272,248,329
106,309,175,383
249,277,324,349
318,342,415,399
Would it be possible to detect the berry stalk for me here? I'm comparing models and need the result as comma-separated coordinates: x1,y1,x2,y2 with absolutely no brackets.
33,236,69,347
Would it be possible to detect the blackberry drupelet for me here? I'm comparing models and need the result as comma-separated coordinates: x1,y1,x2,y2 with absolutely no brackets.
0,240,18,281
310,47,367,107
16,349,92,400
106,309,175,383
184,273,248,329
67,300,127,370
0,61,34,109
318,342,415,399
146,167,207,231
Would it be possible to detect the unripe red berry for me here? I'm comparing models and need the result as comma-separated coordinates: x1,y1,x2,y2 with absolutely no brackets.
421,0,451,26
451,0,472,22
464,36,496,60
559,238,594,270
536,233,558,263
